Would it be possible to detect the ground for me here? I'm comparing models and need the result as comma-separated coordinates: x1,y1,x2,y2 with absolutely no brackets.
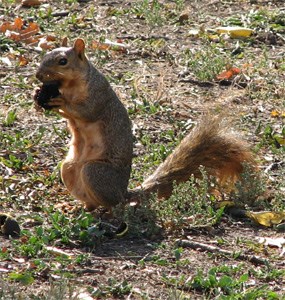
0,0,284,299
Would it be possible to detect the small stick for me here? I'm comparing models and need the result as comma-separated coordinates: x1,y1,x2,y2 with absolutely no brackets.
177,239,268,266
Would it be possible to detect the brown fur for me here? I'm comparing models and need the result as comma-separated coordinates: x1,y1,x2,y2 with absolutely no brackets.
36,39,133,210
36,38,256,210
141,117,255,198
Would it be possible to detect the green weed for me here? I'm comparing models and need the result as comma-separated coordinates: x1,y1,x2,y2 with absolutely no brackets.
3,109,17,126
132,0,165,27
9,272,34,285
151,168,223,231
261,123,285,151
163,265,280,299
92,279,132,298
128,98,162,115
0,277,80,300
234,164,266,208
12,209,98,259
113,199,160,238
182,43,230,81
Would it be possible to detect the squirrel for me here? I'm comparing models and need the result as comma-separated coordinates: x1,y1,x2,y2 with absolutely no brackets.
34,38,255,211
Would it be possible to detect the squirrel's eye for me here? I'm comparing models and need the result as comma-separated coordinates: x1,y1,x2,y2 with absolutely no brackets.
58,58,68,66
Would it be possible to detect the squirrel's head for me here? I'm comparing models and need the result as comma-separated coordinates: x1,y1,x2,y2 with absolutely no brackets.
36,38,88,84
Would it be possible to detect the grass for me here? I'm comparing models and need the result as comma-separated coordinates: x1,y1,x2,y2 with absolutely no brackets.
0,277,80,300
0,0,284,299
182,42,231,82
163,264,281,299
151,169,223,231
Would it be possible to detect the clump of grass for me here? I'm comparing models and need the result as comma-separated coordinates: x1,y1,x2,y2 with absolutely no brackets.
234,163,267,208
182,43,231,81
270,185,285,211
115,169,223,237
92,279,132,299
113,199,161,238
132,0,166,27
0,277,81,300
164,265,280,299
151,168,223,232
12,209,99,259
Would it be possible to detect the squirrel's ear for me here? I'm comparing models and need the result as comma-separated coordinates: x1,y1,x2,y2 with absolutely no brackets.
73,39,85,60
61,37,68,47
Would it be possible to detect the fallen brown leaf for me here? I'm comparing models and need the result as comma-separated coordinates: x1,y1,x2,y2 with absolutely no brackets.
21,0,41,7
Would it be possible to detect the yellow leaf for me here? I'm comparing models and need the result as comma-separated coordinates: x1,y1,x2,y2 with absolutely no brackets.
246,211,285,227
215,201,236,208
216,26,253,38
274,135,285,146
271,110,279,118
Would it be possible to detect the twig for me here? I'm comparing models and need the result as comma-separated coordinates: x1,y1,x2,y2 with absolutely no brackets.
178,77,215,87
177,239,268,266
52,11,69,17
117,34,170,41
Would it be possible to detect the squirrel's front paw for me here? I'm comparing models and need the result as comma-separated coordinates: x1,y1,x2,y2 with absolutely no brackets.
34,82,61,110
46,96,66,109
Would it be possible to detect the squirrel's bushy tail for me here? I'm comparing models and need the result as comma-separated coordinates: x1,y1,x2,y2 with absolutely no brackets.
139,116,255,199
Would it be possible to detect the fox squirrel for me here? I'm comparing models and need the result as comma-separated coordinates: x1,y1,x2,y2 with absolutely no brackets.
35,39,255,211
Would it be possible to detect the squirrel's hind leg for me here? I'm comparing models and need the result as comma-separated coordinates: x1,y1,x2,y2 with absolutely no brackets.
81,161,130,210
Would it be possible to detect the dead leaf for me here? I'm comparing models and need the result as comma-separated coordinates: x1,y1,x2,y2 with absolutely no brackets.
216,67,241,80
5,30,21,42
256,236,285,248
271,110,279,118
246,211,285,227
1,18,40,45
215,200,236,208
0,22,10,33
92,39,128,53
178,12,189,25
37,37,54,50
18,55,29,66
1,247,8,253
256,236,285,256
20,22,39,43
46,35,56,42
1,56,12,66
46,246,74,258
20,236,28,244
92,40,109,51
21,0,41,7
14,18,23,31
216,26,253,38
